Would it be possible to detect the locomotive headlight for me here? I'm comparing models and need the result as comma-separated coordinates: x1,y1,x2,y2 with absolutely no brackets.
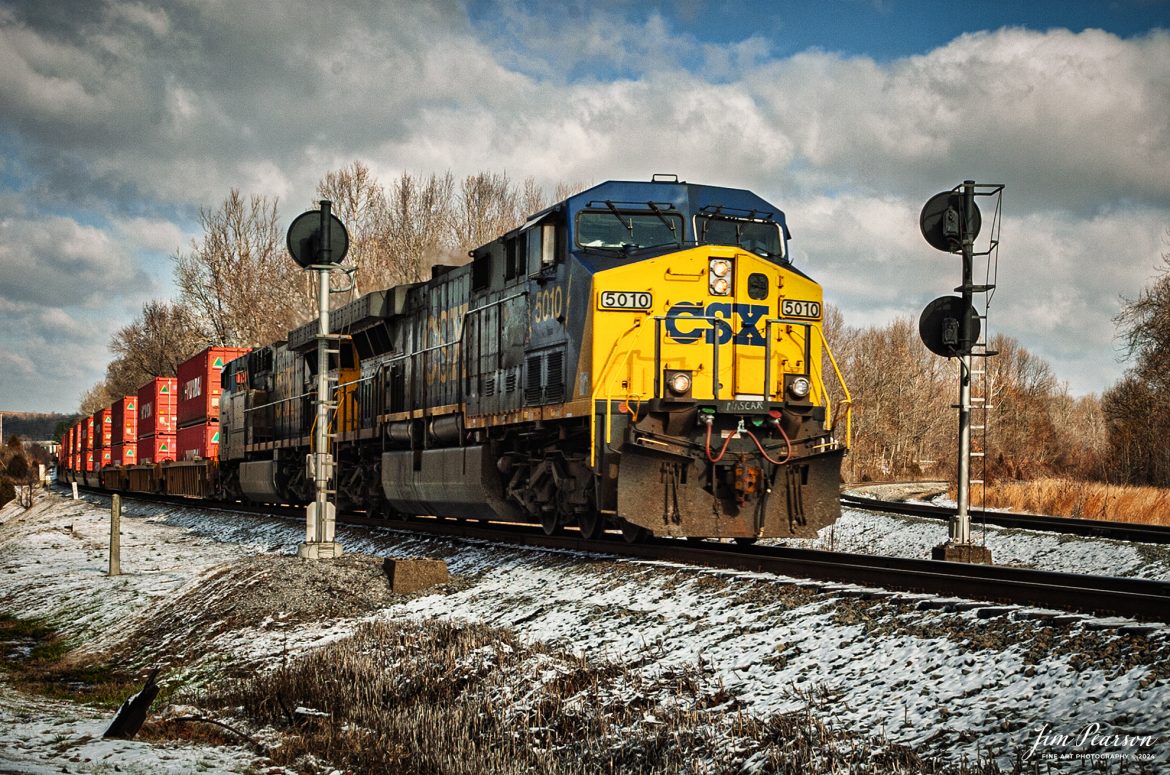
788,376,811,399
709,259,732,296
667,371,692,396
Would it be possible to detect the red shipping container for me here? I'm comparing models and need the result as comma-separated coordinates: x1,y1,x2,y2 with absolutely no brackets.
95,408,112,448
138,434,176,464
111,396,138,445
83,417,95,471
137,377,178,437
111,442,138,466
177,346,250,428
99,447,112,468
177,422,220,461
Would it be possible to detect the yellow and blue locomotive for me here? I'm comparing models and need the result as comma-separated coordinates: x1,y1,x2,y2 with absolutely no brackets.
219,177,851,541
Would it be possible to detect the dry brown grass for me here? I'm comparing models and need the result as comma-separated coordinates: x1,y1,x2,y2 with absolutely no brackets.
189,618,1000,775
973,478,1170,525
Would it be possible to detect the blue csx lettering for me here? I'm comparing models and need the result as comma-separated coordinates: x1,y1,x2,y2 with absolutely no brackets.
664,302,768,346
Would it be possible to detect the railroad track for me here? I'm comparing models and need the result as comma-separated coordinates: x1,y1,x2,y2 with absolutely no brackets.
362,516,1170,625
840,492,1170,544
69,486,1170,625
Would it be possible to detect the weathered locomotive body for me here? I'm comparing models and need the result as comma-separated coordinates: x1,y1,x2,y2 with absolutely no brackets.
218,178,851,540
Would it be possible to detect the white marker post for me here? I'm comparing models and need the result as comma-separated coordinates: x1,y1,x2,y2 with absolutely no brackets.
109,494,122,576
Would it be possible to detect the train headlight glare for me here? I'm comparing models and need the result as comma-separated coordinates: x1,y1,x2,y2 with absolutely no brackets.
710,277,731,295
709,259,731,278
667,372,692,395
789,376,811,399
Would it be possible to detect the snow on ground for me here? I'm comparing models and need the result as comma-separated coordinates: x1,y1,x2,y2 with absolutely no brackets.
0,676,258,775
2,488,1170,772
777,503,1170,581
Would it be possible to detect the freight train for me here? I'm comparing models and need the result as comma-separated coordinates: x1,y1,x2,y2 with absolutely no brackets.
59,177,852,542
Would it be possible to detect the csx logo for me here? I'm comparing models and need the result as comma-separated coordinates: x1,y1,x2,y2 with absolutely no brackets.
664,302,768,346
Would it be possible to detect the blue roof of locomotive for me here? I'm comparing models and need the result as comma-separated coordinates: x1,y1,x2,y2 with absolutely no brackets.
562,179,791,243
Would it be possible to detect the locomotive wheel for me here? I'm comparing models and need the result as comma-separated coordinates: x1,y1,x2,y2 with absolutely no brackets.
577,509,604,540
620,520,648,544
541,510,561,536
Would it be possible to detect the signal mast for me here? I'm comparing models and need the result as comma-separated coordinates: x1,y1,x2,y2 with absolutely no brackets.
918,181,1004,564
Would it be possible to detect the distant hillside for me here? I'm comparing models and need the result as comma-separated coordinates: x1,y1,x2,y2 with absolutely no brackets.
1,412,78,442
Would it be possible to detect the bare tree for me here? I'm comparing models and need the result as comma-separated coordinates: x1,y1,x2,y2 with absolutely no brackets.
453,172,520,257
175,190,307,347
79,381,113,415
383,171,455,284
314,161,390,301
105,300,206,396
1104,227,1170,485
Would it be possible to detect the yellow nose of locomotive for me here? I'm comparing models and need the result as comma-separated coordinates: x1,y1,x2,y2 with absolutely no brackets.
590,245,828,405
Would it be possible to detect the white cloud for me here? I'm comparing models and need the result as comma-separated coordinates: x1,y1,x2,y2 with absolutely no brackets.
0,215,149,306
0,4,1168,408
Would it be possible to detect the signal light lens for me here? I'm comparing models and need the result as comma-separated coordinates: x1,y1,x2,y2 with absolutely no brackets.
788,376,811,399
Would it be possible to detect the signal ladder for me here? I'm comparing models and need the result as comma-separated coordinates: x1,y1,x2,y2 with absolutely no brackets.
961,188,1003,531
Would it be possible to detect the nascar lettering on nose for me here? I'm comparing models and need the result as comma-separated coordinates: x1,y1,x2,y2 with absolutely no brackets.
664,302,769,346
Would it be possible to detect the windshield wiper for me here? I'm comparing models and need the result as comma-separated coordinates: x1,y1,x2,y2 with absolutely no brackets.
645,201,677,235
602,201,632,235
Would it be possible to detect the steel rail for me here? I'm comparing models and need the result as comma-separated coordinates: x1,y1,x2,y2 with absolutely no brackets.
840,494,1170,544
66,486,1170,625
360,516,1170,624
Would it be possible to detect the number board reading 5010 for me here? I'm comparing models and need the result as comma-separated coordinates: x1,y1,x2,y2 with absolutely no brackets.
781,299,821,319
600,291,652,310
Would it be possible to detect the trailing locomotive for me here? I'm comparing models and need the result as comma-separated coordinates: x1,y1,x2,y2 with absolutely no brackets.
217,177,851,541
62,177,852,542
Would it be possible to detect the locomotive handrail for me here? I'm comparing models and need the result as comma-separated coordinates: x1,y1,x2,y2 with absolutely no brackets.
813,325,852,449
591,317,646,468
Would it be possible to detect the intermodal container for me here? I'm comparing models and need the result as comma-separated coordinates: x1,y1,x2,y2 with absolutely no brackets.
137,377,178,438
111,442,138,466
96,408,112,449
177,422,220,461
177,346,250,428
100,447,112,468
111,396,138,445
82,418,94,472
138,434,176,464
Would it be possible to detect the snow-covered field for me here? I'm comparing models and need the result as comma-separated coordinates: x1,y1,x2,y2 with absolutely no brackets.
2,489,1168,773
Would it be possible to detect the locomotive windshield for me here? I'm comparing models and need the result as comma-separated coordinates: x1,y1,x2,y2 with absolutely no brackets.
577,207,683,253
696,214,784,258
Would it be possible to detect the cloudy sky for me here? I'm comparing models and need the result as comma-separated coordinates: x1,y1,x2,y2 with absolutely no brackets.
1,0,1168,412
